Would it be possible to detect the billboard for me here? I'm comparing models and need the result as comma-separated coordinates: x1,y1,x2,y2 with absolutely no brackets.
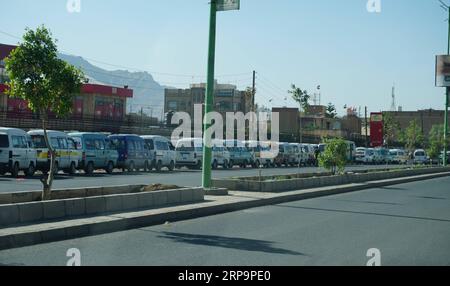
370,112,383,147
436,55,450,87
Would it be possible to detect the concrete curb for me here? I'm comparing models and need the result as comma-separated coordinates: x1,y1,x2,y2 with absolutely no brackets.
0,188,204,227
0,171,449,250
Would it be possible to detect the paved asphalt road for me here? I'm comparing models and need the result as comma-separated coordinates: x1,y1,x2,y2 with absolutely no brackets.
0,176,449,266
0,165,407,193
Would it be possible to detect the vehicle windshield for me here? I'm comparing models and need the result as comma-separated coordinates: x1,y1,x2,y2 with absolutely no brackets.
0,134,9,148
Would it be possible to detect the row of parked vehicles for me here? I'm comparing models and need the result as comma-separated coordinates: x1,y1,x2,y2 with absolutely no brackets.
0,127,325,177
354,147,434,165
2,127,440,178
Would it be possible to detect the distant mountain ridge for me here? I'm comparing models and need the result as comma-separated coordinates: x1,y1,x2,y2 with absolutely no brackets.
58,53,165,117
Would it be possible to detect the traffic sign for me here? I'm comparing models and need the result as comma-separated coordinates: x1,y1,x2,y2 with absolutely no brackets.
217,0,240,11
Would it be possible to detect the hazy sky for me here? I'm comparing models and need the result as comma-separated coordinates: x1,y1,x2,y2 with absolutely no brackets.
0,0,448,115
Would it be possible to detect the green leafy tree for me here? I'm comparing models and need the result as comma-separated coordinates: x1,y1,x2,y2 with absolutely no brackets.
325,103,337,119
289,84,310,142
427,124,448,160
318,138,348,175
5,26,84,200
289,84,310,112
399,119,424,152
382,112,400,147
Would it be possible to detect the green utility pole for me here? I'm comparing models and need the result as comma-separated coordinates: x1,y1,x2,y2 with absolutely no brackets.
202,0,240,188
202,0,217,188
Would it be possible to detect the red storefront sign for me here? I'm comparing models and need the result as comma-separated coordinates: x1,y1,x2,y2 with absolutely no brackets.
370,112,383,147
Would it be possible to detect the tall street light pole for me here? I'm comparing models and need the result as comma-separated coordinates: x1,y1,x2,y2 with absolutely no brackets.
445,5,450,166
202,0,240,189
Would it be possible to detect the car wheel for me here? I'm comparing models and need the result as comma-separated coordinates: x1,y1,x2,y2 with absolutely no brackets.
128,161,135,172
52,162,59,175
156,160,162,172
222,160,229,170
144,160,150,172
168,161,175,171
85,162,94,175
25,162,36,177
68,162,77,175
10,162,20,178
228,160,234,169
106,161,114,174
212,160,218,170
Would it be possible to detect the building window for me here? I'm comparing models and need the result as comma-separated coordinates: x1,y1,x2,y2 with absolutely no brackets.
168,101,178,110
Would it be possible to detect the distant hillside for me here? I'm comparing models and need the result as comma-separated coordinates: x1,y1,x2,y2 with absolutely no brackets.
58,54,165,117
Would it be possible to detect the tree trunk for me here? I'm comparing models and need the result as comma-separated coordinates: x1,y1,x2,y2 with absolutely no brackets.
40,113,56,201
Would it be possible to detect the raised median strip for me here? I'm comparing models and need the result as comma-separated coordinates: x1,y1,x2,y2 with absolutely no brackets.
212,167,450,192
0,187,205,227
0,170,449,250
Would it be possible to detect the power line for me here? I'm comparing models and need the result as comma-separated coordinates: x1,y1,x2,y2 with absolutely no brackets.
0,29,252,80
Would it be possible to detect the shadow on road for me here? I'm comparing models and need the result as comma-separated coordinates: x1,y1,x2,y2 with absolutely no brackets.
151,231,305,256
274,205,450,223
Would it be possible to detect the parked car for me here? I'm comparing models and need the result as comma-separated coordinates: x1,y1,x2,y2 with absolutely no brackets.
373,147,389,164
68,132,118,174
108,135,152,172
304,144,318,166
211,140,231,170
141,135,176,171
355,147,374,164
224,140,254,168
244,140,275,168
273,142,296,167
0,127,37,177
28,130,81,175
175,138,203,169
388,149,409,165
175,138,230,169
413,149,429,165
290,143,308,167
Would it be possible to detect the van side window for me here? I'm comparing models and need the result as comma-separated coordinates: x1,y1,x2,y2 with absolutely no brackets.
85,139,96,150
58,138,68,149
146,139,155,151
128,140,136,151
0,134,9,148
12,136,27,148
136,140,144,151
156,141,168,151
51,138,60,149
67,138,76,150
94,139,105,150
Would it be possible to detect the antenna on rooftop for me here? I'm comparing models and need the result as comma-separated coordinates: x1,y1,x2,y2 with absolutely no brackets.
390,83,397,112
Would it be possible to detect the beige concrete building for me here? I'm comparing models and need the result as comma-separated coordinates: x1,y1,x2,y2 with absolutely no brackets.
164,81,250,119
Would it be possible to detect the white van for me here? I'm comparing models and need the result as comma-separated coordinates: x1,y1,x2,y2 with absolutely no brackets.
175,138,230,170
28,130,81,174
141,135,176,171
0,127,37,177
244,141,275,168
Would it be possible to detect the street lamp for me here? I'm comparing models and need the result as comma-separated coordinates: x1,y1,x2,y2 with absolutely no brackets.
202,0,240,189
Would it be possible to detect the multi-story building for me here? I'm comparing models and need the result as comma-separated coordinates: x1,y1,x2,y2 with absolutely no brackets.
164,81,250,119
272,105,363,144
384,109,450,138
0,43,135,133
